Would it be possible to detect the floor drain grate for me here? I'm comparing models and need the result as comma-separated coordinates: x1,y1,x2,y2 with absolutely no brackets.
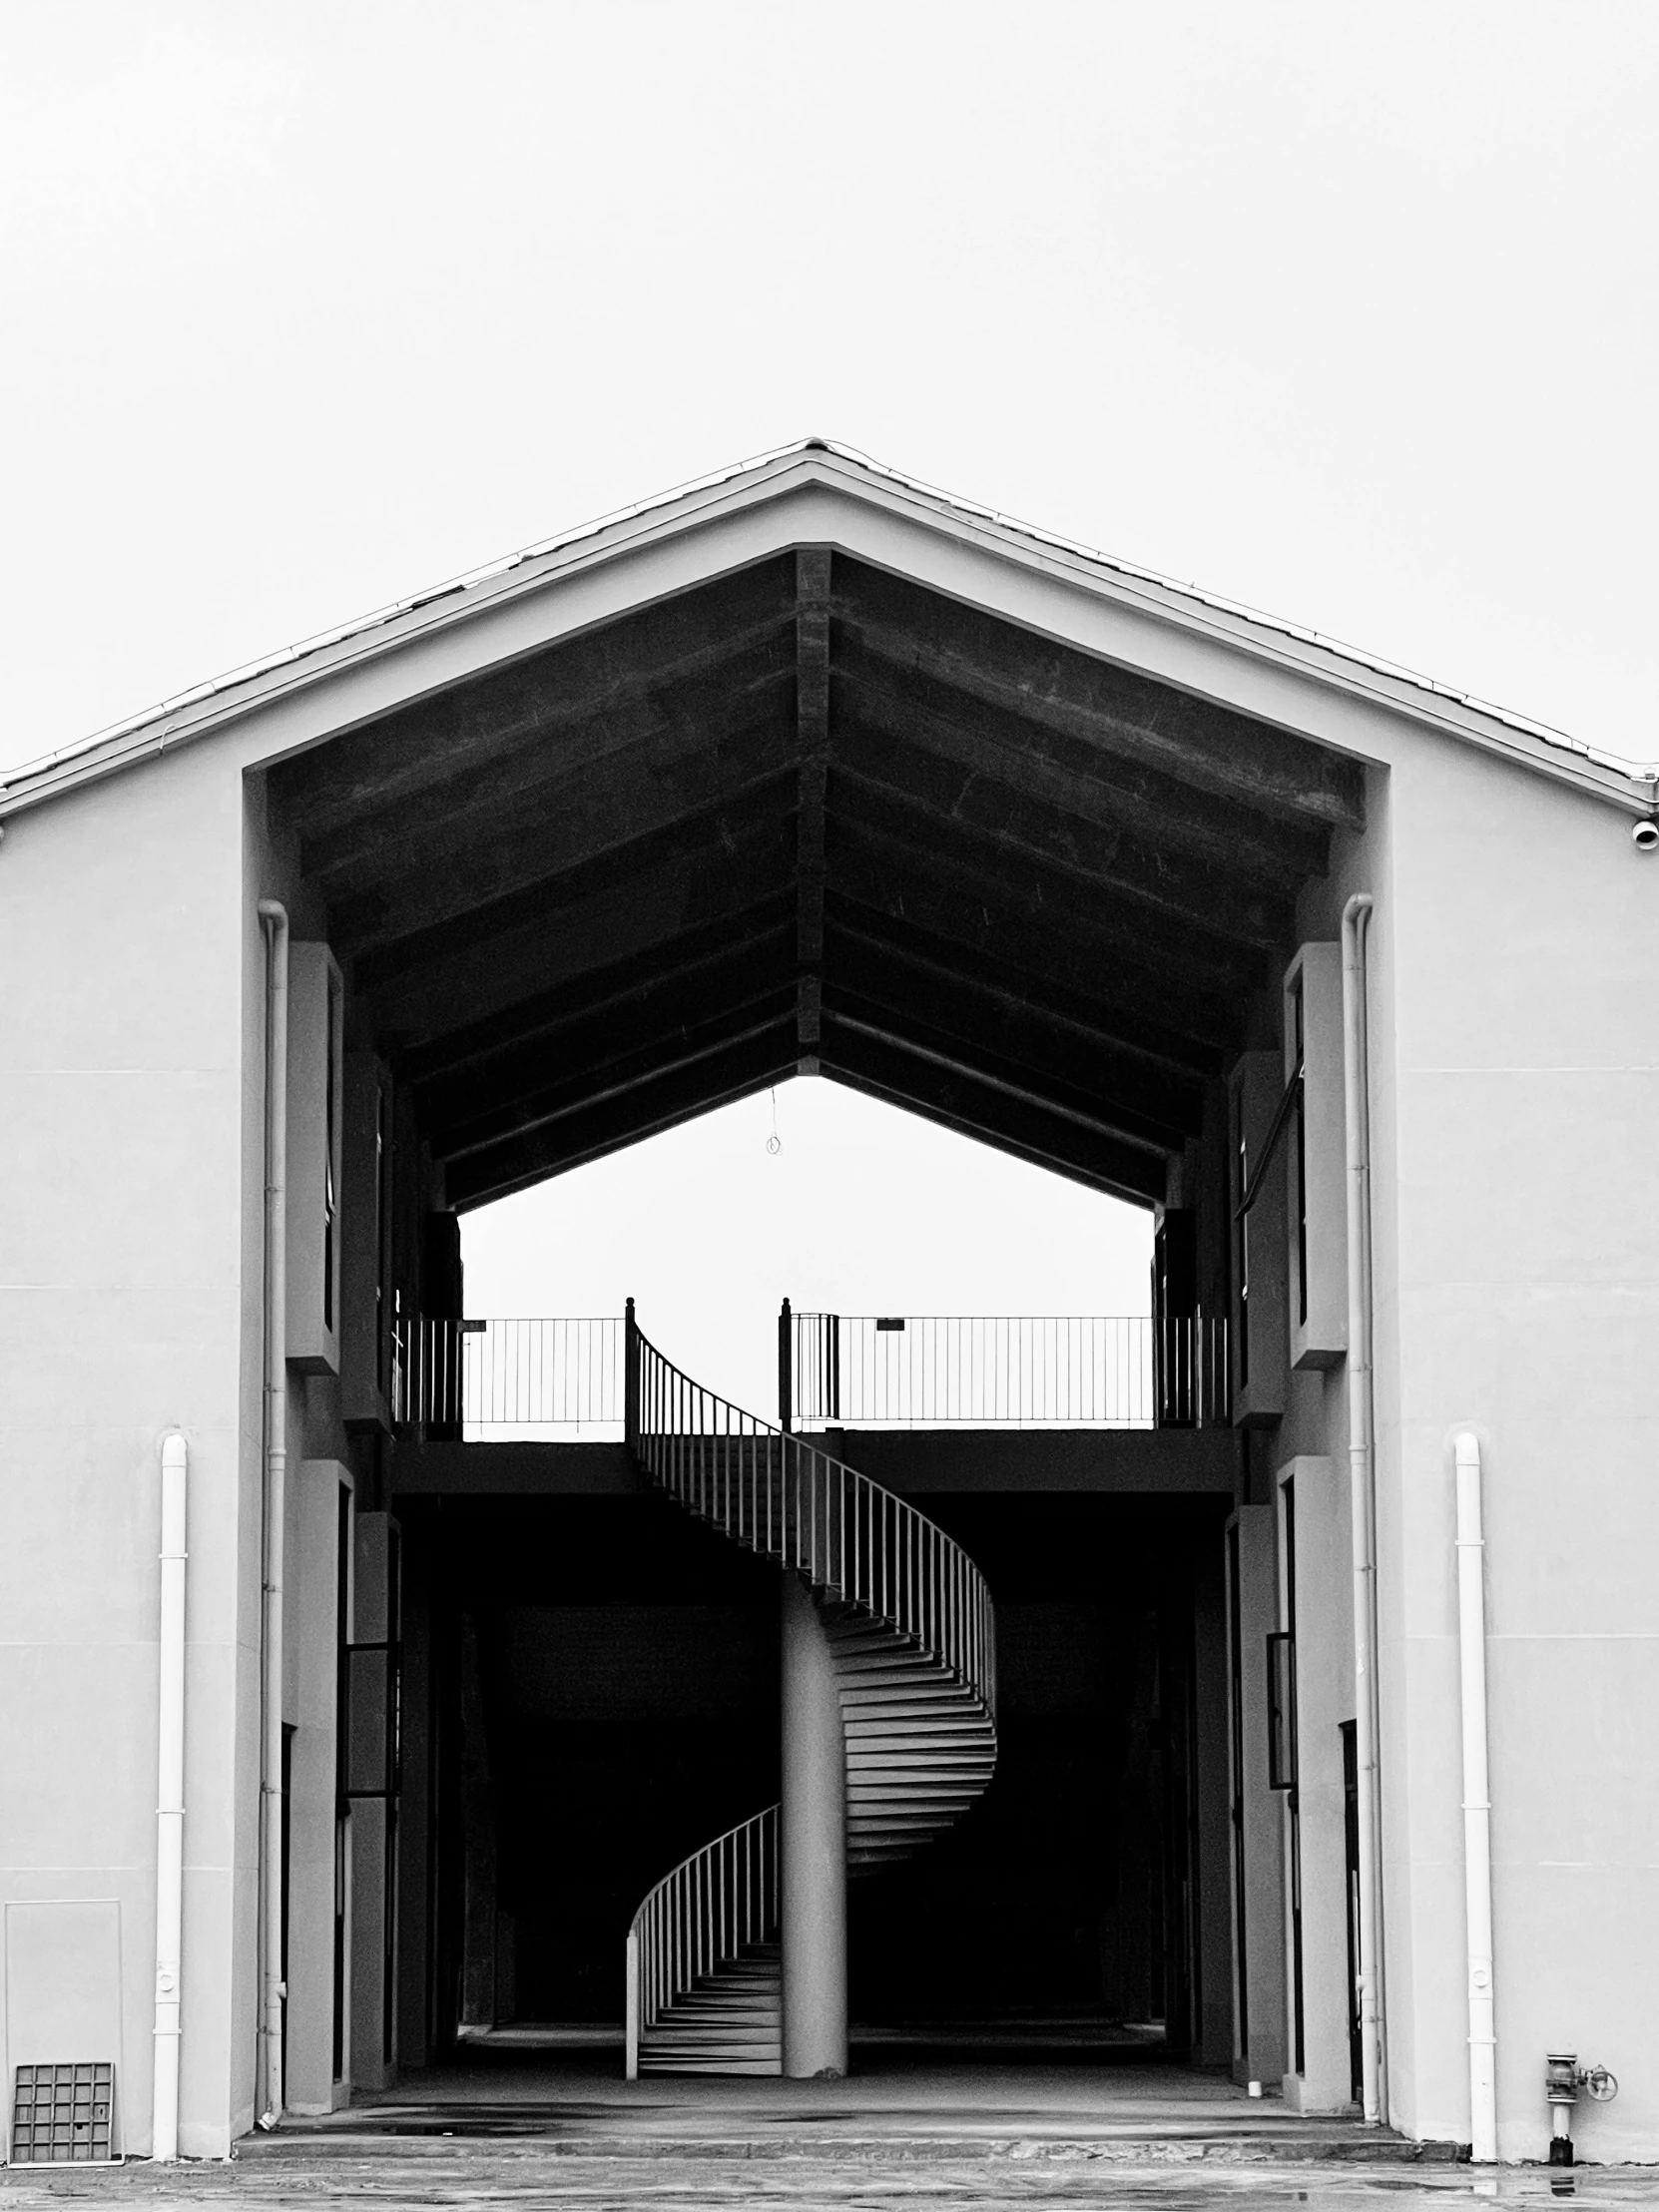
9,2062,116,2164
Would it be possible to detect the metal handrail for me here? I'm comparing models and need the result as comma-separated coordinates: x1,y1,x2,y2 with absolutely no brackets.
622,1302,997,2075
625,1804,777,2080
629,1313,996,1712
786,1311,1230,1429
392,1316,624,1433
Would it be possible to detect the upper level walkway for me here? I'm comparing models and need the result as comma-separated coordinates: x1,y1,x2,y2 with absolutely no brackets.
388,1310,1240,1501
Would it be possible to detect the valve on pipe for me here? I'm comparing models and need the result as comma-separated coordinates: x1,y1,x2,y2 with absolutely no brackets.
1546,2051,1619,2165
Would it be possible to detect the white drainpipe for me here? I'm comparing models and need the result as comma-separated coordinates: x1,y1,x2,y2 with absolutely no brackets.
150,1432,188,2162
1455,1430,1497,2162
256,901,288,2130
1342,891,1386,2126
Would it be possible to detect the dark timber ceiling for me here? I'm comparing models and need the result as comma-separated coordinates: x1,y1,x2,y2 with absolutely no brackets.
266,548,1365,1210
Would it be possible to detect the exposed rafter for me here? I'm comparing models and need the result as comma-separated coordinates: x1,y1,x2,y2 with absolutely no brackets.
834,558,1368,834
399,898,795,1083
444,1026,798,1208
796,547,830,1073
270,556,797,839
261,541,1358,1208
331,743,794,960
423,940,795,1150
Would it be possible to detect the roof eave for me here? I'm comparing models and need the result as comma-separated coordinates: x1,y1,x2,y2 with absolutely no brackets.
2,439,1650,822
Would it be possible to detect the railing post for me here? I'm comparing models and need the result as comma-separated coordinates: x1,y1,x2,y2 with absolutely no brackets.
625,1296,639,1453
779,1296,794,1433
625,1930,640,2081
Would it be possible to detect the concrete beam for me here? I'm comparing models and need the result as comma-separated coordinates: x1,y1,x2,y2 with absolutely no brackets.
818,1425,1243,1493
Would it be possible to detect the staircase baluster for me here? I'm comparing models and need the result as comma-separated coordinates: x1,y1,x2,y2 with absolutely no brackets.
621,1313,995,2075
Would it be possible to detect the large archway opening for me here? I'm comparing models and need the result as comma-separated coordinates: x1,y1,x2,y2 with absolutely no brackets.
259,521,1361,2108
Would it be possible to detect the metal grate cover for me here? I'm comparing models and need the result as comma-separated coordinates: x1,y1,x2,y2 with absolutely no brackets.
9,2063,116,2164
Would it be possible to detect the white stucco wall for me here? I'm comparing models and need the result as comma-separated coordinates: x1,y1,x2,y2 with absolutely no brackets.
0,744,258,2156
1382,733,1659,2163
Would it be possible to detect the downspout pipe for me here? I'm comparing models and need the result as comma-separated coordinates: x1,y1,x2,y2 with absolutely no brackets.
256,901,288,2130
1342,891,1386,2125
1454,1431,1497,2162
151,1432,188,2162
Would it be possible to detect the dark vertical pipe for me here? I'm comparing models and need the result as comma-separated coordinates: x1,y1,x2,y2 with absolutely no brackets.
779,1296,794,1431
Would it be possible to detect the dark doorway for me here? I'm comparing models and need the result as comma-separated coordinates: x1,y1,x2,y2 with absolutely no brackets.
416,1496,781,2030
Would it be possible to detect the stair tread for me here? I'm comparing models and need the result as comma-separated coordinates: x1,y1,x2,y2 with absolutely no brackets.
631,1430,997,2080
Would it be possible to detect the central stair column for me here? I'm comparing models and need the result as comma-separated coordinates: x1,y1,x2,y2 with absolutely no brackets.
780,1571,847,2077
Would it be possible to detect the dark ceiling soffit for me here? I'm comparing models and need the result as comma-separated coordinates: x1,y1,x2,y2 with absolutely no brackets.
829,635,1332,891
824,1007,1178,1158
820,1053,1167,1209
361,853,796,1055
398,899,796,1085
822,976,1202,1148
430,984,799,1159
827,819,1268,1006
268,553,799,839
349,801,795,996
830,747,1296,952
329,744,797,961
832,556,1368,835
824,908,1224,1082
302,643,796,888
443,1029,798,1210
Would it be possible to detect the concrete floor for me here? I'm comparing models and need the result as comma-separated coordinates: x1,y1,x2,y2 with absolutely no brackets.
5,2056,1651,2209
0,2141,1651,2212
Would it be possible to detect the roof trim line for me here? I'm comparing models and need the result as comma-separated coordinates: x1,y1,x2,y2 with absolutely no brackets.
4,437,1654,816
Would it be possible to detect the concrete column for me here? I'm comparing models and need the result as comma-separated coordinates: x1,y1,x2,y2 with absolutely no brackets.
780,1572,847,2078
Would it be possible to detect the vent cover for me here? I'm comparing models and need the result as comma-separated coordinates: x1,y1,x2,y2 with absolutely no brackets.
9,2063,115,2164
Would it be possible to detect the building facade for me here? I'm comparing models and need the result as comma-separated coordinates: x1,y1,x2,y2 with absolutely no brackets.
0,444,1653,2161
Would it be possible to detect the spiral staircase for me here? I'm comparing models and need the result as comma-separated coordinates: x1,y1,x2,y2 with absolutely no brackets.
623,1304,998,2077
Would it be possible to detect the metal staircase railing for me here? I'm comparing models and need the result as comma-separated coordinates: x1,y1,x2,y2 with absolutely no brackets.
625,1806,778,2079
628,1307,996,1719
622,1299,997,2076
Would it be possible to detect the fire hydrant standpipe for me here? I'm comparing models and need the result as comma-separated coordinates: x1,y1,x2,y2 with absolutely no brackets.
1547,2051,1619,2166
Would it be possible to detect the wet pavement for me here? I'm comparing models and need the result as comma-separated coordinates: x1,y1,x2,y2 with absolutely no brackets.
2,2147,1653,2212
2,2058,1650,2210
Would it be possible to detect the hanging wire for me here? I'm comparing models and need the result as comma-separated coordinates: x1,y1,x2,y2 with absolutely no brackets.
767,1088,782,1155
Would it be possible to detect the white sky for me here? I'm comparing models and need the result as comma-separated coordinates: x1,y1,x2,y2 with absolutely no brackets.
463,1080,1152,1417
6,3,1655,1406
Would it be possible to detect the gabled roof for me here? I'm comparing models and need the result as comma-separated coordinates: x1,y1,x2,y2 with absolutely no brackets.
1,438,1651,821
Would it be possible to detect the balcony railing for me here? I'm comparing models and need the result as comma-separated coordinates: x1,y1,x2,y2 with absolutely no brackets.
392,1316,625,1436
391,1309,1230,1436
783,1309,1230,1430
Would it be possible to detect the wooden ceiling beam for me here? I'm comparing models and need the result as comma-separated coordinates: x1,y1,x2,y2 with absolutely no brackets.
434,989,797,1164
829,812,1267,1002
332,746,794,960
818,1033,1169,1207
834,557,1367,834
823,876,1243,1055
356,815,794,1047
831,638,1328,893
300,644,793,884
269,555,797,837
825,905,1223,1079
831,739,1296,952
796,547,830,1072
825,1000,1185,1157
397,898,795,1083
442,1026,798,1210
420,937,795,1142
825,966,1204,1146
